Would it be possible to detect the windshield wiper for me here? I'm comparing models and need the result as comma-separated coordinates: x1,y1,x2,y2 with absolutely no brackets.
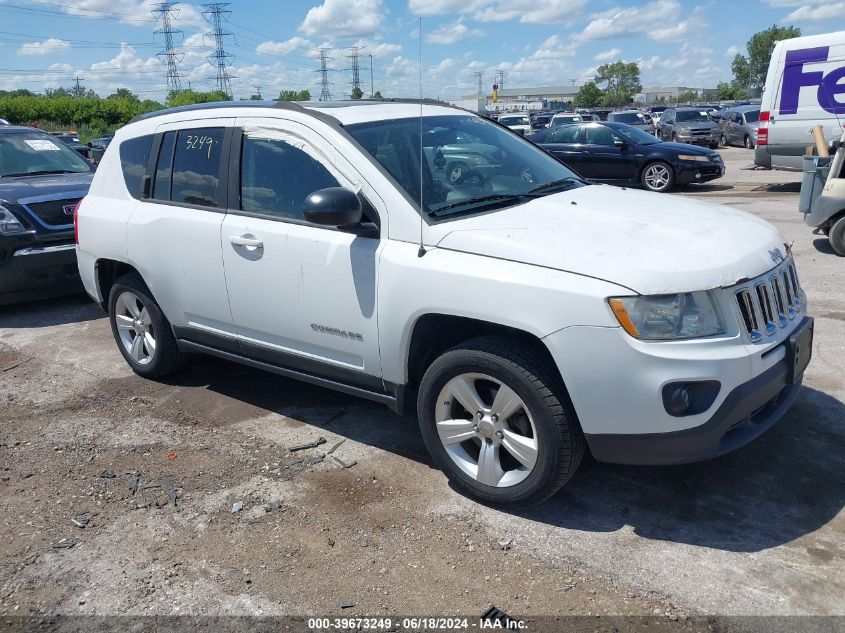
1,169,84,178
429,194,530,217
527,177,583,194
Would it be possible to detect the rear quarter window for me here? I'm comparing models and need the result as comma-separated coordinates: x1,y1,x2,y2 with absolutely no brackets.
119,134,153,200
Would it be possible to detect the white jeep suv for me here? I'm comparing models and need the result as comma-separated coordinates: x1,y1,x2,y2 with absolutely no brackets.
75,100,813,507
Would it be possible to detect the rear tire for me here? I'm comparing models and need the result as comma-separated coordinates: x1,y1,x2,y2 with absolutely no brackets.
416,336,584,508
744,135,754,149
108,273,185,379
829,215,845,257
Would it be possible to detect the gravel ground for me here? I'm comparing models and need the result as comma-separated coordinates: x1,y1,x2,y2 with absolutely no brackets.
1,146,842,630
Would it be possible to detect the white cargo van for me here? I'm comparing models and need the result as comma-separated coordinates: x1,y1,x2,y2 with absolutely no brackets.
756,30,845,171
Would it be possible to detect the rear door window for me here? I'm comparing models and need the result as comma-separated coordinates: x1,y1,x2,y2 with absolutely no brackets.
118,134,153,199
548,125,580,143
169,128,225,207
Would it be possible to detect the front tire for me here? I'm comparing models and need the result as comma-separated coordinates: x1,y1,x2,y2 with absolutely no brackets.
108,273,184,378
829,215,845,256
641,161,675,193
416,337,584,507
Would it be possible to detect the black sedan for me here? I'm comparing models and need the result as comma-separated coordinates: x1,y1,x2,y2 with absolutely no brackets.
527,121,724,193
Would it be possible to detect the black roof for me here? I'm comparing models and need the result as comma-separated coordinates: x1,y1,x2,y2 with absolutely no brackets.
128,98,451,125
0,125,42,134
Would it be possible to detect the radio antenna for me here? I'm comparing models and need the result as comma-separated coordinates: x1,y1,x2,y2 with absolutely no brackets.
417,16,426,258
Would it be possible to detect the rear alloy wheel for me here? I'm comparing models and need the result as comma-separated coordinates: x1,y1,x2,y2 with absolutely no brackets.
417,336,584,507
720,133,727,146
641,161,675,193
108,273,184,378
744,135,754,149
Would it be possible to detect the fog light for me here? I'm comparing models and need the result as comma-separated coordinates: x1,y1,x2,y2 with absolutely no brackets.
662,380,721,417
665,385,690,415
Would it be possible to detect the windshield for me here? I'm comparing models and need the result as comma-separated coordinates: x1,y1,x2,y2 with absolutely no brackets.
675,110,711,123
347,114,583,219
0,131,92,177
500,116,529,126
744,110,760,123
615,124,660,145
551,115,582,127
613,112,649,124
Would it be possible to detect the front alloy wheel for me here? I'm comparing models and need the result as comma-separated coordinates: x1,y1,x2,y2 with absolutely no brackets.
642,162,674,192
417,336,584,507
436,373,538,488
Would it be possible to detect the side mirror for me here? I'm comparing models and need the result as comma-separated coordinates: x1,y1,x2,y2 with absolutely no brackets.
303,187,363,227
613,139,627,147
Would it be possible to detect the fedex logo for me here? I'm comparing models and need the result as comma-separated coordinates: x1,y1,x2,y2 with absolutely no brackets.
779,46,845,115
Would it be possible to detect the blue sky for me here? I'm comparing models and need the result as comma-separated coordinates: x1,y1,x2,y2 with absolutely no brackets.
0,0,839,101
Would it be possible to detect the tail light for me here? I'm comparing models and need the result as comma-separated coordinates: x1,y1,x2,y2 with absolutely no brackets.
73,198,83,245
758,111,769,146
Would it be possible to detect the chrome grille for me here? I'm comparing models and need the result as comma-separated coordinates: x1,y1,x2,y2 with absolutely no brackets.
734,259,803,343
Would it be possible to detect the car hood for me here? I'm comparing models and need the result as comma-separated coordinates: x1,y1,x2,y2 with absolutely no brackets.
677,121,717,130
0,172,93,203
655,142,716,155
431,185,784,294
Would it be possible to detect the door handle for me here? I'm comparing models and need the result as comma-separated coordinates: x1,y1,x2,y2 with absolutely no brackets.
230,235,263,248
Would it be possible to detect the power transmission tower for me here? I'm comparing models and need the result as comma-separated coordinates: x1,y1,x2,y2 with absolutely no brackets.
317,48,332,101
495,69,506,91
73,75,84,97
152,2,184,94
473,71,483,96
202,2,235,98
346,46,364,99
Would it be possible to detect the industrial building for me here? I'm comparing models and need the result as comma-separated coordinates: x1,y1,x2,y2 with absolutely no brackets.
457,85,582,112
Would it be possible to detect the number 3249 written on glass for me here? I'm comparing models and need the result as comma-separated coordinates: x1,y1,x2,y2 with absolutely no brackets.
185,135,215,159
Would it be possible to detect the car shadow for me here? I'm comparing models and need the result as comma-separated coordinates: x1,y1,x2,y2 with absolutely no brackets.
812,237,839,256
0,293,102,329
162,356,845,554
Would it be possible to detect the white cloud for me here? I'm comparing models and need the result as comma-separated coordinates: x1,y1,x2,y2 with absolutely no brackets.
299,0,386,38
18,39,71,56
782,2,845,21
426,18,484,45
351,39,403,58
26,0,202,27
409,0,586,24
725,45,741,58
594,48,621,61
257,37,311,56
578,0,695,43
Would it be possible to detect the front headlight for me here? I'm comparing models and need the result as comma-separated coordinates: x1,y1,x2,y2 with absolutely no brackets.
0,204,27,235
679,127,691,133
677,154,710,162
608,291,726,340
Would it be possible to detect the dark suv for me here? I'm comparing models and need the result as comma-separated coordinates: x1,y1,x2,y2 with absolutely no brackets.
0,126,93,304
658,107,720,149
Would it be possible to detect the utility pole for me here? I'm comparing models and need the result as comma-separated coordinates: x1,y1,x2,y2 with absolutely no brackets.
369,54,374,98
152,2,184,95
346,46,364,99
73,75,84,97
255,85,262,99
473,71,483,97
202,2,235,98
317,48,332,101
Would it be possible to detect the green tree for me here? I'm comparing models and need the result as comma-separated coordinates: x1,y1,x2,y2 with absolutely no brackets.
351,86,363,100
573,81,603,108
166,89,230,107
373,90,383,99
731,25,801,91
276,89,311,101
107,88,139,101
715,81,747,101
594,61,641,107
675,90,699,104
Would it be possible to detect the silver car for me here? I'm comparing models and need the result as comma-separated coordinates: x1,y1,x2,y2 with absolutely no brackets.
719,105,759,149
607,110,655,135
